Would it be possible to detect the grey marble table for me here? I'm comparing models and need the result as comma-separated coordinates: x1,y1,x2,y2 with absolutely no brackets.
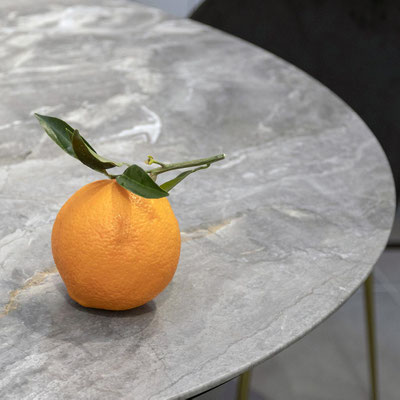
0,1,395,399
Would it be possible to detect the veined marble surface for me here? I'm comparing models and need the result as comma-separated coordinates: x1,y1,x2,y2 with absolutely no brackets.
0,1,395,399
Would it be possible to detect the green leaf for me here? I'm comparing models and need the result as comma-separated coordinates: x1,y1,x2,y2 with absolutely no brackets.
34,113,97,156
160,165,210,192
116,165,169,199
160,170,195,192
34,113,76,157
72,130,123,172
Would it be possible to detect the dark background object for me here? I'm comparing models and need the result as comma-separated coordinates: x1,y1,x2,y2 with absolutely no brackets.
192,0,400,206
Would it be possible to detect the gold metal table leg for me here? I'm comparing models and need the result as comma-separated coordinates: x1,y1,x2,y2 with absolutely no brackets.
235,274,377,400
237,370,251,400
364,273,378,400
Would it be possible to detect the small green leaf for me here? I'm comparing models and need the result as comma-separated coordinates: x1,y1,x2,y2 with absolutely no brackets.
160,170,195,192
160,165,210,192
35,113,76,157
72,130,123,172
116,165,169,199
34,113,97,156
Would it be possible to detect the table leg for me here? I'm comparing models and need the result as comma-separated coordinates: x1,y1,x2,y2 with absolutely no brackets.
237,370,251,400
364,273,378,400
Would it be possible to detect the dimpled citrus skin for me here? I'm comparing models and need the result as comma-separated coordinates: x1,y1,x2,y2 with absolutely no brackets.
51,179,181,310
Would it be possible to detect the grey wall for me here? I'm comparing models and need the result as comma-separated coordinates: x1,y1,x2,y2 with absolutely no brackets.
134,0,202,17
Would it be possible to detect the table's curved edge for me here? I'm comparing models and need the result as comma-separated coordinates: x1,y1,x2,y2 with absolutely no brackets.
166,17,397,400
182,201,395,400
181,241,394,400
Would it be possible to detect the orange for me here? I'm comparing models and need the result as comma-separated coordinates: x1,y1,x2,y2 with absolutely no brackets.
51,179,181,310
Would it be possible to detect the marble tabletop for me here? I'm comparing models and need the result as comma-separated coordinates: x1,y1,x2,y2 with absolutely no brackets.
0,1,396,399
